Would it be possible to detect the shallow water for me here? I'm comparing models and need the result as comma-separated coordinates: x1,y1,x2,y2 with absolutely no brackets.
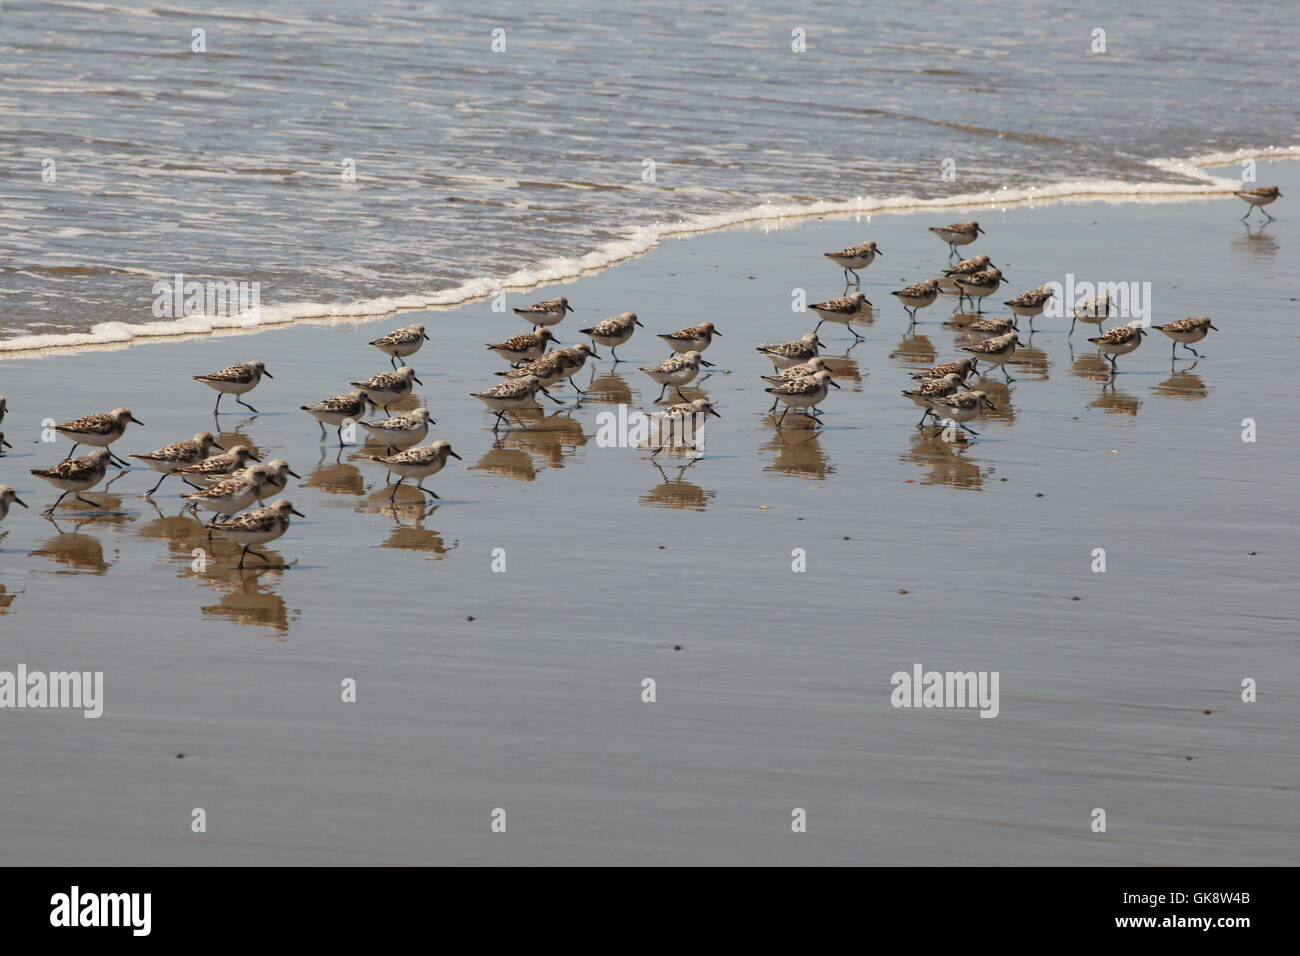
0,161,1296,865
1,0,1298,342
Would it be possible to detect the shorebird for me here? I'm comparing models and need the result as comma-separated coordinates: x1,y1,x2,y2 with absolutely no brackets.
369,324,429,367
902,373,964,426
194,361,272,414
910,357,978,384
471,374,562,429
513,296,573,329
1152,316,1217,360
495,350,578,389
765,370,839,426
31,449,112,514
182,466,270,519
891,279,941,324
301,389,369,445
822,241,881,283
658,321,721,355
929,221,983,256
648,399,721,457
1070,294,1112,336
360,406,435,454
952,267,1006,313
0,485,27,522
927,390,996,436
961,332,1025,381
206,498,304,568
809,292,872,338
54,408,143,466
941,254,994,309
350,366,421,414
252,459,302,502
1235,185,1281,221
175,445,260,486
371,441,461,500
487,327,562,366
1088,322,1146,372
579,313,641,362
131,431,225,495
757,332,823,371
1003,286,1055,331
965,316,1017,337
639,350,712,402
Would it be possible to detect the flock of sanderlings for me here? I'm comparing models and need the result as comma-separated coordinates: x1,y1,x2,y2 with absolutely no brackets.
0,186,1279,563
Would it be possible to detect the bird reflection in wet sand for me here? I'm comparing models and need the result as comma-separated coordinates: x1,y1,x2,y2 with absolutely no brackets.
640,459,713,511
1069,342,1114,381
1234,222,1277,255
890,332,937,369
31,518,114,573
761,417,835,480
472,440,538,482
487,409,587,470
307,452,366,497
0,584,19,613
902,431,989,489
198,566,297,635
373,503,458,558
1090,382,1142,417
582,369,633,406
1153,365,1209,400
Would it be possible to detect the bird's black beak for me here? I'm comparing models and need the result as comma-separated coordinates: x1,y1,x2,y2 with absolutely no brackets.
263,370,274,379
449,450,463,460
976,225,985,234
712,329,722,336
551,334,563,344
985,400,997,410
130,415,145,426
413,375,424,385
288,468,302,479
213,441,226,451
250,453,262,462
1,438,11,448
14,496,28,508
708,408,722,418
701,359,716,367
634,318,644,327
828,379,842,388
589,349,602,359
422,331,430,341
876,249,884,257
1209,323,1219,331
291,506,306,518
565,303,574,313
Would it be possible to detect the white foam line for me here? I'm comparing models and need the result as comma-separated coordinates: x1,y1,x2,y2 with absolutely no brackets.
3,143,1297,359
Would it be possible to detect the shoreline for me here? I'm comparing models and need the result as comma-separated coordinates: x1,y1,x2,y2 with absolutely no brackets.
3,144,1297,360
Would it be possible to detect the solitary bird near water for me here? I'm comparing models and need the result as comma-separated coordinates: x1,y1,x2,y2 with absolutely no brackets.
1235,185,1280,221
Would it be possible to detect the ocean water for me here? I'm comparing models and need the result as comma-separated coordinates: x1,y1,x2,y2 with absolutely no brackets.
1,0,1298,348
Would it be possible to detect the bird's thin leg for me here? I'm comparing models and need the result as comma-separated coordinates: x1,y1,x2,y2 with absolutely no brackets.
146,473,170,496
1186,344,1201,357
43,491,71,514
76,494,99,507
63,443,80,461
389,476,404,501
236,397,260,413
416,481,440,499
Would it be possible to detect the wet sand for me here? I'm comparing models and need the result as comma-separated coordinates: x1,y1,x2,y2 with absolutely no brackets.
0,161,1296,865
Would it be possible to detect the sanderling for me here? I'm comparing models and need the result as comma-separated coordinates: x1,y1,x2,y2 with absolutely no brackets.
891,279,941,324
961,332,1025,381
206,498,304,568
765,370,840,426
350,365,421,414
1088,322,1146,372
929,221,983,256
940,254,994,308
360,406,434,453
487,328,561,365
952,267,1007,313
1003,286,1055,331
552,343,602,393
301,388,369,445
809,292,872,339
926,390,997,436
580,313,642,362
370,440,461,500
1070,294,1112,336
182,466,269,518
253,459,302,502
965,316,1018,337
1235,185,1281,221
496,350,578,389
648,398,721,457
54,407,143,466
658,321,721,354
30,449,112,513
757,332,823,371
1152,316,1217,360
910,357,978,383
369,324,429,368
194,361,272,414
823,241,881,283
762,355,832,382
0,485,29,521
175,444,260,486
471,374,562,429
902,373,965,426
131,431,225,496
640,350,713,402
513,296,573,329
